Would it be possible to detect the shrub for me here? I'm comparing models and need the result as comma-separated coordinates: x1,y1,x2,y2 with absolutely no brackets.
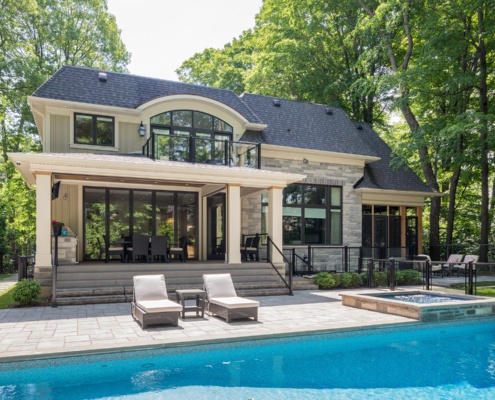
11,279,41,306
374,271,389,287
333,273,341,287
313,272,336,289
339,272,352,288
350,272,363,287
396,270,423,286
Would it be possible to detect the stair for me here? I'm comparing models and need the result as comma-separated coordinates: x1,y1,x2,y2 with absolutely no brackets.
53,261,316,305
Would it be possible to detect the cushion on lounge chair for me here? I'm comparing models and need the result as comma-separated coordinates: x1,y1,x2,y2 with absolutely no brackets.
203,273,237,298
137,299,182,313
209,297,260,309
133,274,169,302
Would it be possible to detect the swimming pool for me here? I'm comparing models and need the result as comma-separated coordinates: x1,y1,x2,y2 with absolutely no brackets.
1,319,495,399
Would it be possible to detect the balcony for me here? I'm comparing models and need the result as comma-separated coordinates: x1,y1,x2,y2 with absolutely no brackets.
143,132,261,169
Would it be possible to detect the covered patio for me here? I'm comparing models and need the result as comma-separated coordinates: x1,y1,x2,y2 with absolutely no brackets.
8,152,305,297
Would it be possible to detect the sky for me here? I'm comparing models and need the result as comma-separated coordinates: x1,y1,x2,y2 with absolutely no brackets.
107,0,263,81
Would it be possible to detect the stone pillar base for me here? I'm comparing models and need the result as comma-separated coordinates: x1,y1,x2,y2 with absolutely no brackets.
34,266,53,299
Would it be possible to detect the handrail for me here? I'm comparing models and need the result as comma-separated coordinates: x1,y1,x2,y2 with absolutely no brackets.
266,235,293,296
143,131,261,168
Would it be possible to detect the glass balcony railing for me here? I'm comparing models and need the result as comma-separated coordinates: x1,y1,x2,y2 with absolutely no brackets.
143,133,261,169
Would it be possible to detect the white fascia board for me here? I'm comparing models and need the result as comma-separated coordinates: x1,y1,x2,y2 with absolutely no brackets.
355,188,443,207
8,153,306,188
262,144,380,166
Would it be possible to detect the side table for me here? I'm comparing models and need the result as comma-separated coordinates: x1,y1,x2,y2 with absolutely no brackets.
175,289,206,319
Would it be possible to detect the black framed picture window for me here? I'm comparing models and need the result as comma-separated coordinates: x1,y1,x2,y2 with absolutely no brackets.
75,113,114,146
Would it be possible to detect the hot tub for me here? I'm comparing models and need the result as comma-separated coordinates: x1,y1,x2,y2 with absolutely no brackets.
341,290,495,322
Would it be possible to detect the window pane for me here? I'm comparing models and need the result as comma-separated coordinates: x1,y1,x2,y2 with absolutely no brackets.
330,210,342,245
283,216,301,244
96,116,114,146
362,205,372,215
173,111,192,127
84,188,106,260
214,134,230,163
283,207,302,217
75,114,93,144
151,112,171,125
170,130,190,161
177,193,197,259
331,187,341,206
305,217,326,244
156,192,174,240
214,118,233,132
133,191,152,236
283,185,302,204
194,132,212,163
153,128,171,160
109,190,130,242
194,112,213,130
304,185,326,205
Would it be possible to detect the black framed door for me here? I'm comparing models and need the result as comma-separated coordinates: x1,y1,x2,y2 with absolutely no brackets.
207,193,225,260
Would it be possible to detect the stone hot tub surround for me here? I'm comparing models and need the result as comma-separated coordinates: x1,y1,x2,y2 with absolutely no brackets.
340,290,495,322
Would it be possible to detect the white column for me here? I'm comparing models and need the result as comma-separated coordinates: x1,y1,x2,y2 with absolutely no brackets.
268,186,284,264
35,172,53,268
226,184,241,264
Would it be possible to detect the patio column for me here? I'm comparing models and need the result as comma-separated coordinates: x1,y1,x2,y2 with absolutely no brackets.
35,172,53,297
226,183,241,264
268,186,284,264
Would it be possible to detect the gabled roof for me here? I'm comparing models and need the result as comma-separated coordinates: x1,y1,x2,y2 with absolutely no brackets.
353,123,434,193
32,65,262,123
239,93,377,157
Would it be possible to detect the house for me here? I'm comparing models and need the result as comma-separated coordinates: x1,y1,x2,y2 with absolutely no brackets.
9,66,436,297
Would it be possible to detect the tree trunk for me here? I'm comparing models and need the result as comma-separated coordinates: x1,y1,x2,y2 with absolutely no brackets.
478,7,489,262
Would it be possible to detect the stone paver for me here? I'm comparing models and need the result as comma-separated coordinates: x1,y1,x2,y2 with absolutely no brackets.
0,274,17,293
0,289,424,362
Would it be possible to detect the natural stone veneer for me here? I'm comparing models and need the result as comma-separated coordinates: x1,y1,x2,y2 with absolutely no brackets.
242,157,363,248
341,291,495,322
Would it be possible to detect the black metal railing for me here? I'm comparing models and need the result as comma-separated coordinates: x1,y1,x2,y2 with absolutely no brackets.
265,235,293,295
143,132,261,169
284,245,363,276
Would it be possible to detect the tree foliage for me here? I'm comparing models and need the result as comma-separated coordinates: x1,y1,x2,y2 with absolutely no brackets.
177,0,495,258
0,0,130,263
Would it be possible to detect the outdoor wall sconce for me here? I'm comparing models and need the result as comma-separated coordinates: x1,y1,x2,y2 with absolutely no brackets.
138,121,146,137
63,193,68,201
303,158,309,164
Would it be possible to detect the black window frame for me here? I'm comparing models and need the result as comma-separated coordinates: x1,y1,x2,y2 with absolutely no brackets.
74,113,115,147
263,184,343,246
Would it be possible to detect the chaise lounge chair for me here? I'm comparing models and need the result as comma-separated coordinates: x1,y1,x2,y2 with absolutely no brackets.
431,254,463,277
202,273,259,322
131,274,182,328
451,255,479,277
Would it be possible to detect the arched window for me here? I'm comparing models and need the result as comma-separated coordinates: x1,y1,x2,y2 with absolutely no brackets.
150,111,233,163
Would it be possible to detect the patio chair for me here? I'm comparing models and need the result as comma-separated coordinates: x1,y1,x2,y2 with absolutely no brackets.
451,255,479,277
169,236,187,262
431,254,463,277
131,275,182,328
202,273,259,322
104,236,125,263
240,233,260,261
150,235,168,263
128,236,150,263
412,254,430,273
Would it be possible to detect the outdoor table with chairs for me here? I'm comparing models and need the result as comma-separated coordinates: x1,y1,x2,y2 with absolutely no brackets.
106,235,188,263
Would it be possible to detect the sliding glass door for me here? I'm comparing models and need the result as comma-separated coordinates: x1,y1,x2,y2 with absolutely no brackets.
83,188,198,261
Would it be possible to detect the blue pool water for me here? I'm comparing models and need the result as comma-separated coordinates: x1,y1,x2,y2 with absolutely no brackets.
1,320,495,399
371,292,471,304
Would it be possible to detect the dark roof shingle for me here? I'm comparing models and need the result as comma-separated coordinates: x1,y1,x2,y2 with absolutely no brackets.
33,65,261,123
